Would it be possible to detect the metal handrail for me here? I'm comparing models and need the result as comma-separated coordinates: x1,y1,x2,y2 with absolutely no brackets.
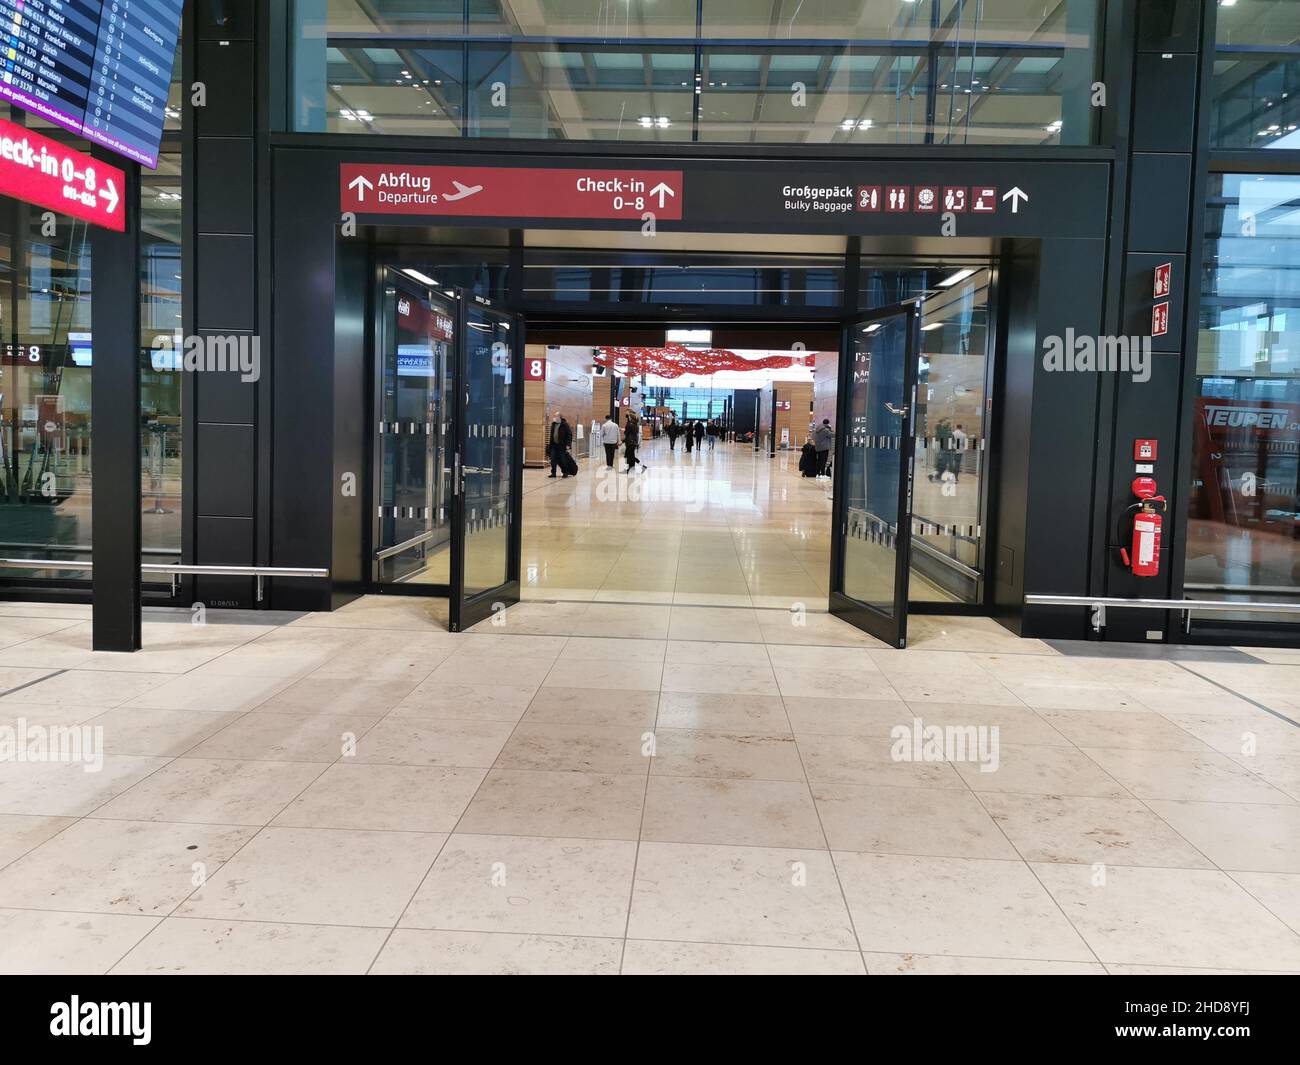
374,530,437,561
0,560,329,603
1026,593,1300,635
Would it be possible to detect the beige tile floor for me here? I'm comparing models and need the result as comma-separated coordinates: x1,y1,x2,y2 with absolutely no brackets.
519,438,963,607
0,597,1298,974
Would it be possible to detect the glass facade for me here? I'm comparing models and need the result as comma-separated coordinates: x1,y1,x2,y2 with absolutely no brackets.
1186,172,1300,620
1210,0,1300,148
0,114,94,579
292,0,1102,144
140,40,184,576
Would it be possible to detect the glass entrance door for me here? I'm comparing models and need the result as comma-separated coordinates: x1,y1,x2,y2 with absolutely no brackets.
372,271,457,587
449,295,523,631
829,303,922,648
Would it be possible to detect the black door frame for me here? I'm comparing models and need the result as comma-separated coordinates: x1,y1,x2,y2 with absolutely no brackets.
828,299,923,648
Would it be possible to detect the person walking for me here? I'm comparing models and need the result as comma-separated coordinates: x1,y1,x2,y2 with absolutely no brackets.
548,411,573,478
601,413,620,468
707,420,718,449
666,420,679,451
684,419,695,453
811,418,834,477
948,423,968,483
623,412,643,472
693,420,704,451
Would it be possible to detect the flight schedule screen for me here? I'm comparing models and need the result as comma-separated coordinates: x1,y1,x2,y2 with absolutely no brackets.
0,0,182,169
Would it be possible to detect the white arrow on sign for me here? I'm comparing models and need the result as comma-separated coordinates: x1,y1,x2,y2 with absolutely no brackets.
348,174,374,202
1002,186,1029,213
649,181,675,208
98,178,119,214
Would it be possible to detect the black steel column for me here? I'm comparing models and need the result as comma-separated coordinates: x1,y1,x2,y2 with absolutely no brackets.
90,154,142,651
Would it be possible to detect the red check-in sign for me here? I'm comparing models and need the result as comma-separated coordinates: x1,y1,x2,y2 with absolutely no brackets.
0,117,125,231
340,164,684,221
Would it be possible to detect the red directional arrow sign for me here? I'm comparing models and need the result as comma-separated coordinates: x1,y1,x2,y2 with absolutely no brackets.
0,117,125,232
340,164,684,221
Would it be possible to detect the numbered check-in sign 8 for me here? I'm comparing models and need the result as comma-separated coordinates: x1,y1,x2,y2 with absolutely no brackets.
525,356,547,381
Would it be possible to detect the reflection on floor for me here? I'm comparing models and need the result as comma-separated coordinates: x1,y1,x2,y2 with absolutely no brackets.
522,439,835,607
1,596,1298,975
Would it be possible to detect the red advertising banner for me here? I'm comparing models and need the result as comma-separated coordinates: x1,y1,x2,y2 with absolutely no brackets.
340,164,684,221
0,117,126,232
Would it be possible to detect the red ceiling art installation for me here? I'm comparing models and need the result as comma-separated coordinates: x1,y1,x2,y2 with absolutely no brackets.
594,344,812,379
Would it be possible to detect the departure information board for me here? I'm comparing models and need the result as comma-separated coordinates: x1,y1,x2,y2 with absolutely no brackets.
0,0,182,169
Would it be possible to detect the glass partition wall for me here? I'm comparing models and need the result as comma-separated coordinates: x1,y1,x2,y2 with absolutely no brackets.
292,0,1102,145
1187,173,1300,627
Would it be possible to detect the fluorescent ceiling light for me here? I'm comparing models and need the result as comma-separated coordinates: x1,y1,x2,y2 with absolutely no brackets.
402,268,438,286
939,268,976,287
921,322,944,331
863,322,881,333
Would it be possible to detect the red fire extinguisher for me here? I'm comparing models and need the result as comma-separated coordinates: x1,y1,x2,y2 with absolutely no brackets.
1119,476,1167,577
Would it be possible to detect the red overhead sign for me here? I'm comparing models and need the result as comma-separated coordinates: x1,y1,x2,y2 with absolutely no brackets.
340,164,684,221
0,117,125,232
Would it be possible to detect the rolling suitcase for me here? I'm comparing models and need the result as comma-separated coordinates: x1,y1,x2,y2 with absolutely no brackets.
560,450,578,477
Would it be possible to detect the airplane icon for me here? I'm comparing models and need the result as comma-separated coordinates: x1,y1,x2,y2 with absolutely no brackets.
443,180,483,201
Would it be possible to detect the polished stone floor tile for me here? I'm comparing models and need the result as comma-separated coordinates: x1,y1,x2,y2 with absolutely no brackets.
0,818,255,915
813,783,1017,859
642,775,823,849
0,908,158,975
978,793,1214,868
651,728,804,781
496,723,650,776
1033,862,1300,971
522,687,659,729
0,813,76,868
628,841,857,950
93,757,327,826
112,917,388,975
400,833,637,937
835,852,1093,961
660,662,778,696
390,680,536,722
179,826,446,927
273,763,485,833
955,743,1131,799
1082,747,1296,804
655,691,789,733
0,755,172,817
795,732,965,789
457,769,645,840
88,707,240,758
2,583,1298,974
1144,800,1300,873
863,952,1104,975
622,939,865,975
354,718,515,768
371,929,622,975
